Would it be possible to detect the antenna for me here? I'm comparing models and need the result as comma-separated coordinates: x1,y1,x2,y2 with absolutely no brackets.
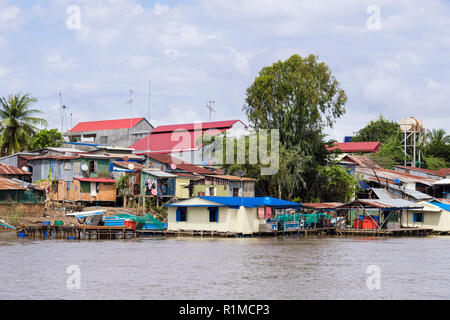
59,91,67,133
126,89,134,146
206,100,215,122
147,80,151,152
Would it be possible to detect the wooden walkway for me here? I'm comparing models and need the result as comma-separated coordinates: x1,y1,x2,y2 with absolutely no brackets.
17,226,436,239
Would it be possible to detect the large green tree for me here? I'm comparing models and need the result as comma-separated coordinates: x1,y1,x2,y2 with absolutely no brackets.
231,54,348,201
0,93,47,155
244,54,347,149
31,128,64,150
352,114,400,144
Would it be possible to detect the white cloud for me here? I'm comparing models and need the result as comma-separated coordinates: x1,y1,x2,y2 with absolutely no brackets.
153,3,170,16
0,6,20,22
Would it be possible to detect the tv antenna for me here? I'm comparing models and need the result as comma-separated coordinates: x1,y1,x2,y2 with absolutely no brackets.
59,91,67,133
126,89,134,146
206,100,215,122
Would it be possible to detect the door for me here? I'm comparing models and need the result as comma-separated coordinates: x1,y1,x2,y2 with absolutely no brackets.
90,182,97,197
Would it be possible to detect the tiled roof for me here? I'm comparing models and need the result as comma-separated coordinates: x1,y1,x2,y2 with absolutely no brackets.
341,155,381,168
70,117,145,132
327,141,380,153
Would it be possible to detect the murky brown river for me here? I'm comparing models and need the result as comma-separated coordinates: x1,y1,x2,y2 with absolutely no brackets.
1,231,450,299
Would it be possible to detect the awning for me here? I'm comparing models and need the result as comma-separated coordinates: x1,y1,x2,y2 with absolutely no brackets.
75,177,116,183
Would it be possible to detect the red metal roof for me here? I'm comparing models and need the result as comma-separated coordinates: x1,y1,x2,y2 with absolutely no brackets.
130,120,246,152
150,120,246,134
0,163,31,175
75,177,116,183
327,142,380,153
394,165,447,177
144,153,216,175
0,178,26,190
70,117,145,132
437,168,450,177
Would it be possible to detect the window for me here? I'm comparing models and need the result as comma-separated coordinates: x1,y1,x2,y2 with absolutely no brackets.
232,188,240,197
73,162,80,174
413,212,424,223
64,162,71,171
89,160,97,173
100,136,108,144
209,207,218,223
176,207,187,222
66,181,71,191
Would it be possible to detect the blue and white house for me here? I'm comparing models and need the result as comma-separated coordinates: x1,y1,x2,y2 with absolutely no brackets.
165,196,303,234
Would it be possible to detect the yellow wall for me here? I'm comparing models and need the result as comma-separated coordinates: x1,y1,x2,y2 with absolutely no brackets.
168,205,263,234
175,178,192,199
402,209,450,231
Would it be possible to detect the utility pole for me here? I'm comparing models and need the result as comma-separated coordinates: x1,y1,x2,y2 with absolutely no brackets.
206,100,215,122
126,89,134,147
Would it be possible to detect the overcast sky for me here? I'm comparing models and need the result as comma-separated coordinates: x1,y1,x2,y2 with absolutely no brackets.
0,0,449,142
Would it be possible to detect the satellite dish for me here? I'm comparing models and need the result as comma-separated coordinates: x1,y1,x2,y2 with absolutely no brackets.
170,164,177,170
81,164,88,171
21,166,28,172
128,163,135,170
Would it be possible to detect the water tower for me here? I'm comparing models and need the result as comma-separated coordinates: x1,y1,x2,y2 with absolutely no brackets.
399,117,425,167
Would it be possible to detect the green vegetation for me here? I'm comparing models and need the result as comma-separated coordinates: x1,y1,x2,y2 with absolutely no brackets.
219,54,357,201
31,128,64,150
352,115,400,144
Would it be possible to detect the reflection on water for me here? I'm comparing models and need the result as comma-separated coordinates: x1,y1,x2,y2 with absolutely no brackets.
1,231,450,299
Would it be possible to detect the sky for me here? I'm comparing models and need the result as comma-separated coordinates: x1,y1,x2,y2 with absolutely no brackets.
0,0,449,142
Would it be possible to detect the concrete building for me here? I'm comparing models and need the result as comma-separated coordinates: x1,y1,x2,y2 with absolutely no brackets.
402,201,450,232
65,117,154,148
165,196,303,234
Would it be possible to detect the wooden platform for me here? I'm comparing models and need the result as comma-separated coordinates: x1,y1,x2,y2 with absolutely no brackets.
335,228,433,236
18,225,137,240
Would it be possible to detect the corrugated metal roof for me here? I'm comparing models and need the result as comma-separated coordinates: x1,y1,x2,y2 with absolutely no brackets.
327,142,380,153
74,177,116,183
142,169,177,178
433,178,450,185
151,120,246,134
0,163,31,175
0,178,26,190
357,167,438,185
302,202,343,209
394,165,447,177
341,155,381,168
144,153,216,175
360,199,423,209
70,117,145,132
130,120,247,152
387,184,433,200
372,188,394,200
204,174,257,181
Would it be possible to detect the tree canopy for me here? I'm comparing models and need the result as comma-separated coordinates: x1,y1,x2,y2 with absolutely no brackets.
31,128,64,150
352,114,400,144
219,54,356,201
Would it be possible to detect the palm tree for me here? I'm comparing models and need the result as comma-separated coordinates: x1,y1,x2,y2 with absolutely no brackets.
425,129,450,145
0,93,47,155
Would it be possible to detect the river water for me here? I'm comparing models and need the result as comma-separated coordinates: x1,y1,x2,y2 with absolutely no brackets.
1,232,450,300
